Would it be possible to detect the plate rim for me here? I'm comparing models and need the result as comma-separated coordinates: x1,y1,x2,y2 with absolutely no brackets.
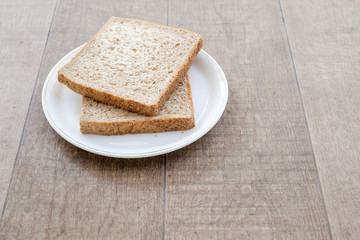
42,44,228,158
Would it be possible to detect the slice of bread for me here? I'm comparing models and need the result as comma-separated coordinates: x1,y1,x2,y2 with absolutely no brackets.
58,17,202,116
80,74,194,135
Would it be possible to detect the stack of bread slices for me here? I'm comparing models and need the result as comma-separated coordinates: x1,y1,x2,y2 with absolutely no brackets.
58,17,203,135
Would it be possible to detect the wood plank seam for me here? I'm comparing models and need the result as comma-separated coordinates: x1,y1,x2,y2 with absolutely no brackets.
278,0,333,238
162,155,167,240
162,1,170,239
0,0,60,227
167,0,169,26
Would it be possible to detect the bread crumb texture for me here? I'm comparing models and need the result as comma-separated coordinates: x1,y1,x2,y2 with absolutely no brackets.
60,17,202,106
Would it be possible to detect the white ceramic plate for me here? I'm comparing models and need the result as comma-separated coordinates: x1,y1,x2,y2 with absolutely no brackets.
42,45,228,158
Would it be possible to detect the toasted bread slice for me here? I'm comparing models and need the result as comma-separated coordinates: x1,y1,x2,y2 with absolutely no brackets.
59,17,202,116
80,74,194,135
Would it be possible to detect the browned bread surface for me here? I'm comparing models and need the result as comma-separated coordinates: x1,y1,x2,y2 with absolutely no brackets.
80,74,194,135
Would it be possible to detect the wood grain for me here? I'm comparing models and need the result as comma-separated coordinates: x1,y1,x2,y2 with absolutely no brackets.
0,0,56,215
165,0,332,239
0,0,167,238
281,0,360,238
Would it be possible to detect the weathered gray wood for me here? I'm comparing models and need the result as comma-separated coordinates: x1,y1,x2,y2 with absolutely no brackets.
0,0,57,216
281,0,360,238
165,0,332,239
0,0,166,238
3,0,358,238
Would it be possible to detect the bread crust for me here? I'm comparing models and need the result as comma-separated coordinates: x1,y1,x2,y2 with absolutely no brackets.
58,73,159,115
58,17,202,116
80,117,195,135
80,74,195,135
155,37,202,115
185,73,195,125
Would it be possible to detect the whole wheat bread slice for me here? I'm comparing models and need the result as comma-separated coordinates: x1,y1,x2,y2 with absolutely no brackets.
58,17,202,116
80,74,194,135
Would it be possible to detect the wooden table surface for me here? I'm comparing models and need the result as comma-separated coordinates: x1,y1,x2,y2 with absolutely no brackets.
1,0,359,239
